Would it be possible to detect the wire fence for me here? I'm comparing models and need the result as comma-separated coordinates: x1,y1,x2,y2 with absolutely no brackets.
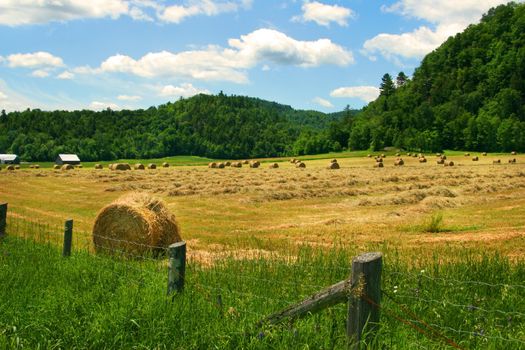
1,204,525,348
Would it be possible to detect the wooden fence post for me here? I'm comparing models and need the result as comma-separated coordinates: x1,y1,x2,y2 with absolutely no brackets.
347,252,382,349
0,203,7,237
168,241,186,295
62,219,73,257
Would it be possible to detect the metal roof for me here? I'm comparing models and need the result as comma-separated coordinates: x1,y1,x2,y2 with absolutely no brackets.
58,154,81,162
0,154,18,161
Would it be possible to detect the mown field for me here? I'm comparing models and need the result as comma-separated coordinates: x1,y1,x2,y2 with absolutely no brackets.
1,150,525,349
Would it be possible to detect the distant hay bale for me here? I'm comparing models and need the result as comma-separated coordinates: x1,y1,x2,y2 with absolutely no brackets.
269,163,279,168
482,152,487,156
331,159,338,163
412,154,418,158
112,163,131,171
92,192,181,256
134,164,145,170
108,164,114,170
225,161,231,167
61,164,74,171
162,162,169,168
218,162,225,169
436,153,441,157
407,153,412,156
367,154,372,158
511,151,517,155
374,162,384,168
231,162,242,168
381,154,386,158
14,165,20,169
296,162,306,168
493,159,501,164
418,153,424,158
147,163,157,169
29,165,35,169
243,160,249,164
375,157,383,163
395,153,400,157
464,153,470,156
436,159,445,165
444,161,454,167
509,158,517,164
94,164,103,169
6,165,15,171
53,165,60,170
34,165,40,169
327,161,340,169
394,158,404,166
208,162,217,168
472,156,479,161
290,158,297,163
250,161,260,168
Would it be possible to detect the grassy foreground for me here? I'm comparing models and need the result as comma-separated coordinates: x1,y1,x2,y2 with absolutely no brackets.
1,234,524,349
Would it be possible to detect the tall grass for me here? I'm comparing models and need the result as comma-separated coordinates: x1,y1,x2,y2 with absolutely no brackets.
1,234,524,349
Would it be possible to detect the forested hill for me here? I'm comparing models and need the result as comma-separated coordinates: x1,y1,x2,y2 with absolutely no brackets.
337,2,525,152
0,93,355,161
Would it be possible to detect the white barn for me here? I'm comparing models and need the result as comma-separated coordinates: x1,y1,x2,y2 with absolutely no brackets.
0,154,20,164
55,154,81,165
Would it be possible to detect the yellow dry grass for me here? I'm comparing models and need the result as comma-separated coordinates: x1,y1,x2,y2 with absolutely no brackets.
1,155,525,262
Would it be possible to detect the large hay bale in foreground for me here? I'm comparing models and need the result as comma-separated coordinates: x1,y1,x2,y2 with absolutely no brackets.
61,164,74,171
327,161,340,169
93,193,181,256
134,163,145,170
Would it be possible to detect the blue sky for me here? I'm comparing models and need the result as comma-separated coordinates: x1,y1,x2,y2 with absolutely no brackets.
0,0,519,112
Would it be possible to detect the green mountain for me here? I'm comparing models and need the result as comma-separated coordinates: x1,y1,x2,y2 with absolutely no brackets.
0,93,355,161
338,2,525,152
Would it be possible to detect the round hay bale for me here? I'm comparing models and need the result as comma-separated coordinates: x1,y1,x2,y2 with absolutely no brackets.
511,151,517,155
108,164,114,170
34,164,40,169
381,154,386,158
233,162,242,168
14,165,20,169
331,159,338,163
395,153,400,157
290,158,297,163
436,159,445,165
482,152,487,156
394,158,404,166
374,162,384,168
162,162,170,168
61,164,74,171
419,157,427,163
76,165,83,169
327,162,340,169
509,158,517,164
218,162,225,169
418,153,424,158
444,161,454,167
412,154,418,158
472,156,479,161
53,165,60,170
208,162,217,168
250,161,260,168
29,165,35,169
113,163,131,171
407,153,412,156
6,165,15,171
296,162,306,168
464,153,470,156
134,163,145,170
225,161,231,167
243,160,249,164
376,158,383,163
94,164,103,169
367,154,372,158
269,163,279,168
92,192,181,256
493,159,501,164
147,163,157,169
440,155,447,160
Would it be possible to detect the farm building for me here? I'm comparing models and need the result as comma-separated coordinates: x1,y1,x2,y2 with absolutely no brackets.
0,154,20,164
55,154,81,165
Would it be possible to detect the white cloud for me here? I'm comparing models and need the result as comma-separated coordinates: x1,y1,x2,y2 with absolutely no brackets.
31,69,50,78
93,28,352,83
330,86,380,103
293,1,353,27
7,51,64,69
0,90,7,100
0,0,130,26
312,97,333,108
89,101,120,110
364,0,521,61
117,94,142,101
57,71,75,80
159,0,252,23
158,83,210,98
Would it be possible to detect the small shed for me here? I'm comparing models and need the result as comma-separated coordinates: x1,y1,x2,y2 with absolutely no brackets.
56,154,81,165
0,154,20,164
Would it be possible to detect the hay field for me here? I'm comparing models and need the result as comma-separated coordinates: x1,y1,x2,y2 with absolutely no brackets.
1,152,525,261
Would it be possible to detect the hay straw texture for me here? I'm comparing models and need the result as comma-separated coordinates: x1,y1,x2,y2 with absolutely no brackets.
61,164,74,171
92,192,181,256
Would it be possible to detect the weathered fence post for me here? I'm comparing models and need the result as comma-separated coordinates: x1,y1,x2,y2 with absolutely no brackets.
168,241,186,295
62,219,73,257
347,252,382,349
0,203,7,237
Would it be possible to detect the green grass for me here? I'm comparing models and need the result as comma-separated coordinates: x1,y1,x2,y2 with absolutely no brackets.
1,228,525,349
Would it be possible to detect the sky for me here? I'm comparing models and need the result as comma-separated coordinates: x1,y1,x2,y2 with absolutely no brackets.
0,0,521,113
